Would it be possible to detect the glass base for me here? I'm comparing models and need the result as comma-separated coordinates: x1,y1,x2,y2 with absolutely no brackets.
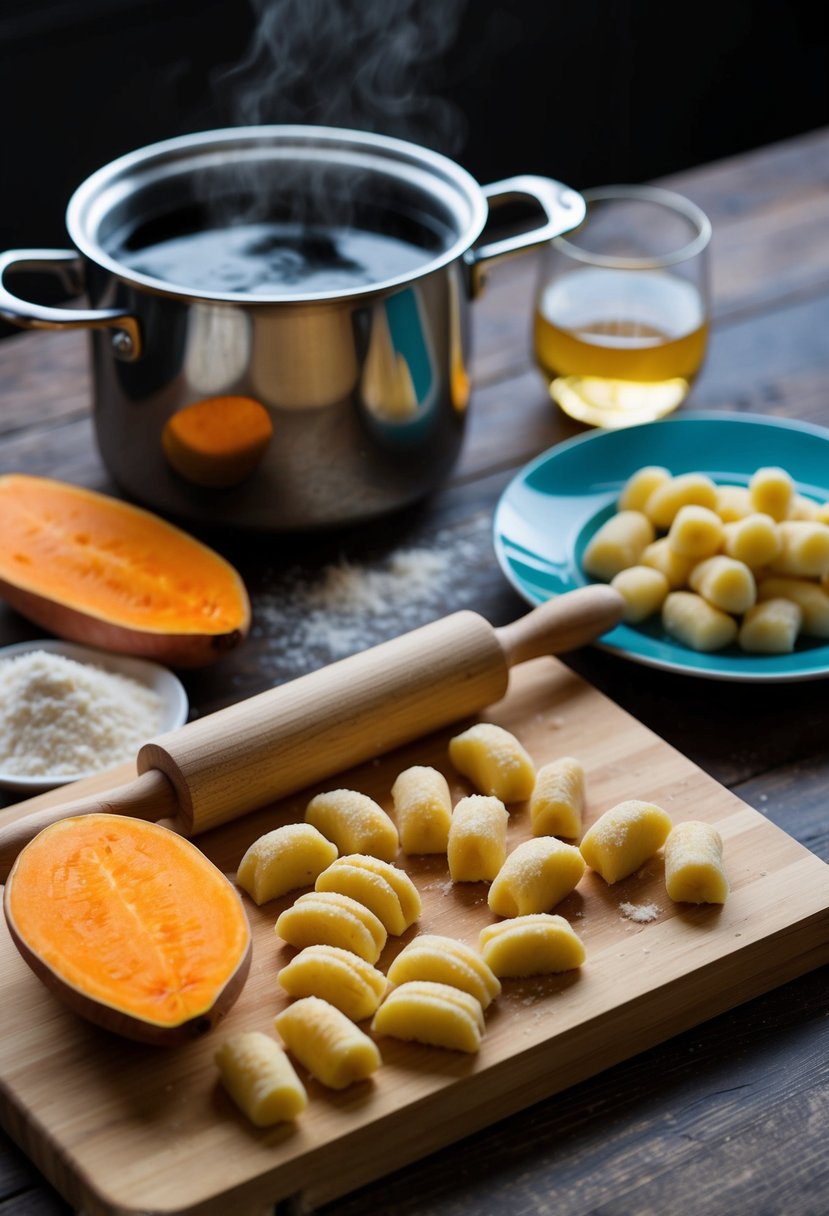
549,375,690,428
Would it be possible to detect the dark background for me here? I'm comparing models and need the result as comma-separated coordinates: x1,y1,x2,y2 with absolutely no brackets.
0,0,827,324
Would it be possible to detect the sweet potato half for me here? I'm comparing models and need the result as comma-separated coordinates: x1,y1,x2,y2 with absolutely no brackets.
0,474,250,667
4,814,252,1046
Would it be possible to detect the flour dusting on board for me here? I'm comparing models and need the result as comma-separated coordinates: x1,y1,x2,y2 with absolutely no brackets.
249,515,491,684
619,901,661,923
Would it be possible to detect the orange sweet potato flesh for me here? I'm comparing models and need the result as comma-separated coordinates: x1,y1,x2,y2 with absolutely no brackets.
3,814,252,1046
0,474,250,667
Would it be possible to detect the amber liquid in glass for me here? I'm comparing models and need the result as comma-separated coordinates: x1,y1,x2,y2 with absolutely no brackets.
534,268,708,427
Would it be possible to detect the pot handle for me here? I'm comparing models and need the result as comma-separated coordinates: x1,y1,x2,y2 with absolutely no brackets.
0,249,141,360
464,176,585,296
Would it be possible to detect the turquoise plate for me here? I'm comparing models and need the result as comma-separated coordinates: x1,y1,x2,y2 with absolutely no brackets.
493,412,829,682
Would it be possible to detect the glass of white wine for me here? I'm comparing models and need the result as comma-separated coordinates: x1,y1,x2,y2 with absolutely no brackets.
534,184,711,427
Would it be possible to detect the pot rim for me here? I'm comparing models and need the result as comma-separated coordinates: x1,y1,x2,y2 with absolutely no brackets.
66,125,489,305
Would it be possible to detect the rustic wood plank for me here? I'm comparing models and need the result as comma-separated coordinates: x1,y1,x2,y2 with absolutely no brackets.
733,753,829,862
0,1189,72,1216
0,1140,40,1200
0,332,90,438
661,127,829,224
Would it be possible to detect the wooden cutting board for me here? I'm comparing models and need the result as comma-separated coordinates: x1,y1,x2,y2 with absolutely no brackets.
1,657,827,1216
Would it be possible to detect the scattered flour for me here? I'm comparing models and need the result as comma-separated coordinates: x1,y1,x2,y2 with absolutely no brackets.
0,650,164,777
619,901,661,924
247,515,491,685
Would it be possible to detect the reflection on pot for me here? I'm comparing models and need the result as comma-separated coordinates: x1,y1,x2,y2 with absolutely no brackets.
449,272,470,413
362,288,436,442
250,306,359,410
183,305,252,396
161,395,274,488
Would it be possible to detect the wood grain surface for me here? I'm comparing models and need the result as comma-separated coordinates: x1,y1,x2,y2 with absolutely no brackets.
1,128,828,1216
1,658,826,1216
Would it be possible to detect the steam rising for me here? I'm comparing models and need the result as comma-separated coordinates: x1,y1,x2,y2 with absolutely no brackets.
216,0,469,156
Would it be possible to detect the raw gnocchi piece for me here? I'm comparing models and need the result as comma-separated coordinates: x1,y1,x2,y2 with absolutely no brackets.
617,466,671,512
721,513,781,568
371,980,485,1053
275,996,381,1089
662,591,738,652
714,484,753,522
667,504,723,559
738,597,802,653
275,891,387,963
641,537,695,589
215,1031,307,1126
610,565,670,623
488,837,585,917
664,821,728,904
278,945,387,1021
749,466,794,521
529,756,585,839
305,789,398,862
816,501,829,526
687,555,757,615
449,722,536,802
315,854,421,935
582,510,655,581
579,800,673,884
478,914,586,977
757,576,829,637
391,765,452,854
643,472,717,530
235,823,338,905
770,521,829,578
386,934,501,1009
447,795,509,883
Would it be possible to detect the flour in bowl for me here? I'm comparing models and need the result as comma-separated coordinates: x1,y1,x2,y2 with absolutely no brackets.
0,650,164,777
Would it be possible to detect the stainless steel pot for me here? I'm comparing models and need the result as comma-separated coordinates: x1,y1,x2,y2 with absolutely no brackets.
0,126,584,530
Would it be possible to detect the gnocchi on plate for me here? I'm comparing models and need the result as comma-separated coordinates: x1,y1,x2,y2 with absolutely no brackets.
585,463,829,654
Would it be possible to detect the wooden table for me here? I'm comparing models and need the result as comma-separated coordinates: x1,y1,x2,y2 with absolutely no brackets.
1,127,827,1215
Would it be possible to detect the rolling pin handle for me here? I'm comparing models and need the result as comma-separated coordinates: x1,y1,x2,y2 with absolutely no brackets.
496,585,625,669
0,770,180,883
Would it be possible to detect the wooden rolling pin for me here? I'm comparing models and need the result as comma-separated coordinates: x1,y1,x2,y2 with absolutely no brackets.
0,585,623,878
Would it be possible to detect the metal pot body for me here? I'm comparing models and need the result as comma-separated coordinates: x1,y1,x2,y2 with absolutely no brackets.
0,127,584,531
86,259,472,530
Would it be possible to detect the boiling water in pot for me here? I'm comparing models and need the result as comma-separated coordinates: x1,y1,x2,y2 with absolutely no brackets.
121,222,434,295
114,193,450,296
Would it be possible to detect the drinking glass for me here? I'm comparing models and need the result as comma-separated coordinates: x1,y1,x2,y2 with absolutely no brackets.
533,185,712,427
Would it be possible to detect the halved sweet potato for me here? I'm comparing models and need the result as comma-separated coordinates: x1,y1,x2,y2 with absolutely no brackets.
0,474,250,667
4,814,252,1046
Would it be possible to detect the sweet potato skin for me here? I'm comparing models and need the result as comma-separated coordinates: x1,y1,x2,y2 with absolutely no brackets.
0,474,250,668
0,578,246,669
5,912,252,1046
3,814,253,1046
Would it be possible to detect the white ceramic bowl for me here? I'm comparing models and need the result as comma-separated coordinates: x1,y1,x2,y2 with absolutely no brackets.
0,639,188,793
